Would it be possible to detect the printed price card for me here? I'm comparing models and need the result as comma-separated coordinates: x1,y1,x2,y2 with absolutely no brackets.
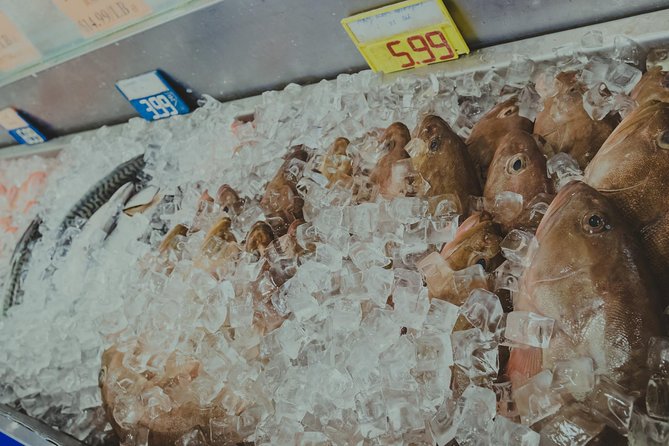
0,13,41,72
52,0,151,37
341,0,469,73
0,108,48,145
116,70,190,121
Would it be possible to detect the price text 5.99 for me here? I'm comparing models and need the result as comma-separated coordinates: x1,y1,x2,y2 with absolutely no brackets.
386,30,455,68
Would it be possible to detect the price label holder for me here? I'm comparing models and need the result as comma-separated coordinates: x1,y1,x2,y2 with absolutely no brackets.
0,108,48,145
341,0,469,74
116,70,191,121
52,0,152,38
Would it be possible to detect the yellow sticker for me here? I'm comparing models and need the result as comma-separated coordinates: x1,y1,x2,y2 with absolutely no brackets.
52,0,152,37
341,0,469,74
0,12,41,72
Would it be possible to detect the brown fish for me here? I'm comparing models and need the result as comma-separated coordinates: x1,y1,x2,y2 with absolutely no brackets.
244,221,274,256
260,145,310,234
320,137,352,188
630,66,669,106
584,100,669,299
216,184,244,214
196,216,240,279
409,115,481,214
466,97,534,181
484,130,553,231
421,212,502,307
508,182,663,391
369,122,411,199
534,71,618,169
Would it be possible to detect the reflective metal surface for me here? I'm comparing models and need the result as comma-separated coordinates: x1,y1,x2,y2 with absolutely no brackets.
0,0,668,148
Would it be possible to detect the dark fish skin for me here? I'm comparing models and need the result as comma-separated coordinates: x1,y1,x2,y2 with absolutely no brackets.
58,154,146,234
2,217,42,314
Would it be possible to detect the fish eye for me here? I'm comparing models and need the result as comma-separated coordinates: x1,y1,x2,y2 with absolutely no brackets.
582,213,610,234
475,258,487,269
656,131,669,149
384,139,396,151
497,105,518,118
505,154,528,175
429,138,440,151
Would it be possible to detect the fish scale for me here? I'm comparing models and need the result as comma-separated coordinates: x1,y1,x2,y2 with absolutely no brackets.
2,217,42,314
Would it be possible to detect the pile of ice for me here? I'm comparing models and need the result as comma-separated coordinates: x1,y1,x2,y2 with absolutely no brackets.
0,31,665,446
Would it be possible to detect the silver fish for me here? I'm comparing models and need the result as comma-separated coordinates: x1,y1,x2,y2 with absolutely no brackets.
2,217,42,314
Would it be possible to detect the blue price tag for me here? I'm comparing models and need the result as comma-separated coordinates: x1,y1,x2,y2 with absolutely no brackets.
0,108,48,146
116,71,190,121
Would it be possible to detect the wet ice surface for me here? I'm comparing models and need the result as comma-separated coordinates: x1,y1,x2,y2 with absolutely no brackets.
0,35,660,445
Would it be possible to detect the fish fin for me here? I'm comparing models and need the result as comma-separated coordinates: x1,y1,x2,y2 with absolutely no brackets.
506,346,543,389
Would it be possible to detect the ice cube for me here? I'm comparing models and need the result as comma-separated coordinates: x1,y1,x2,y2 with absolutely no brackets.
456,72,482,97
452,328,498,379
517,85,542,121
647,336,669,374
492,415,540,446
539,404,604,446
580,58,610,88
455,385,497,446
546,153,583,191
414,332,451,373
551,357,595,400
490,192,524,223
355,388,388,438
613,36,643,68
276,319,306,359
583,83,614,120
363,266,394,307
504,311,554,348
581,30,603,49
501,230,538,267
493,382,518,418
493,260,524,293
629,410,669,446
647,373,669,421
459,289,503,335
429,396,460,445
424,298,459,333
587,375,635,434
385,196,428,224
514,370,562,425
393,286,429,329
506,54,535,88
606,62,643,94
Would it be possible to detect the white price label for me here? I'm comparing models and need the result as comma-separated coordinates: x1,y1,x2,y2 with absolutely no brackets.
0,108,28,130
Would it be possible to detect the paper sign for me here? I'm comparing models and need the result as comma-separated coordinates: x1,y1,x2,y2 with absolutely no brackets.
0,13,40,72
0,108,48,145
116,71,190,121
52,0,152,37
342,0,469,73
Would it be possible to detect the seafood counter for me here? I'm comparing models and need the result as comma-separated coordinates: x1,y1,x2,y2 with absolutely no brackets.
1,34,669,446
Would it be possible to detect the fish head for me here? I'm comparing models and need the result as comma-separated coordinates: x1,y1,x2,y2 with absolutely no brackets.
440,211,504,272
379,122,411,153
584,101,669,225
466,97,534,177
630,66,669,105
216,184,243,214
244,221,275,255
484,130,553,219
330,137,350,156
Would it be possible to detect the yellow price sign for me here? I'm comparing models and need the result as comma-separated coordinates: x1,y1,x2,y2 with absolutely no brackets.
342,0,469,74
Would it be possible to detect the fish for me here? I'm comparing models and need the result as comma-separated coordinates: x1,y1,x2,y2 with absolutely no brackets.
584,100,669,298
320,137,352,188
421,212,503,307
466,97,534,181
408,115,481,214
58,154,146,235
244,221,274,256
630,66,669,106
507,182,664,392
196,216,240,279
99,342,244,446
369,122,411,199
2,217,42,314
483,130,554,231
534,72,618,169
260,146,310,235
216,184,244,215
